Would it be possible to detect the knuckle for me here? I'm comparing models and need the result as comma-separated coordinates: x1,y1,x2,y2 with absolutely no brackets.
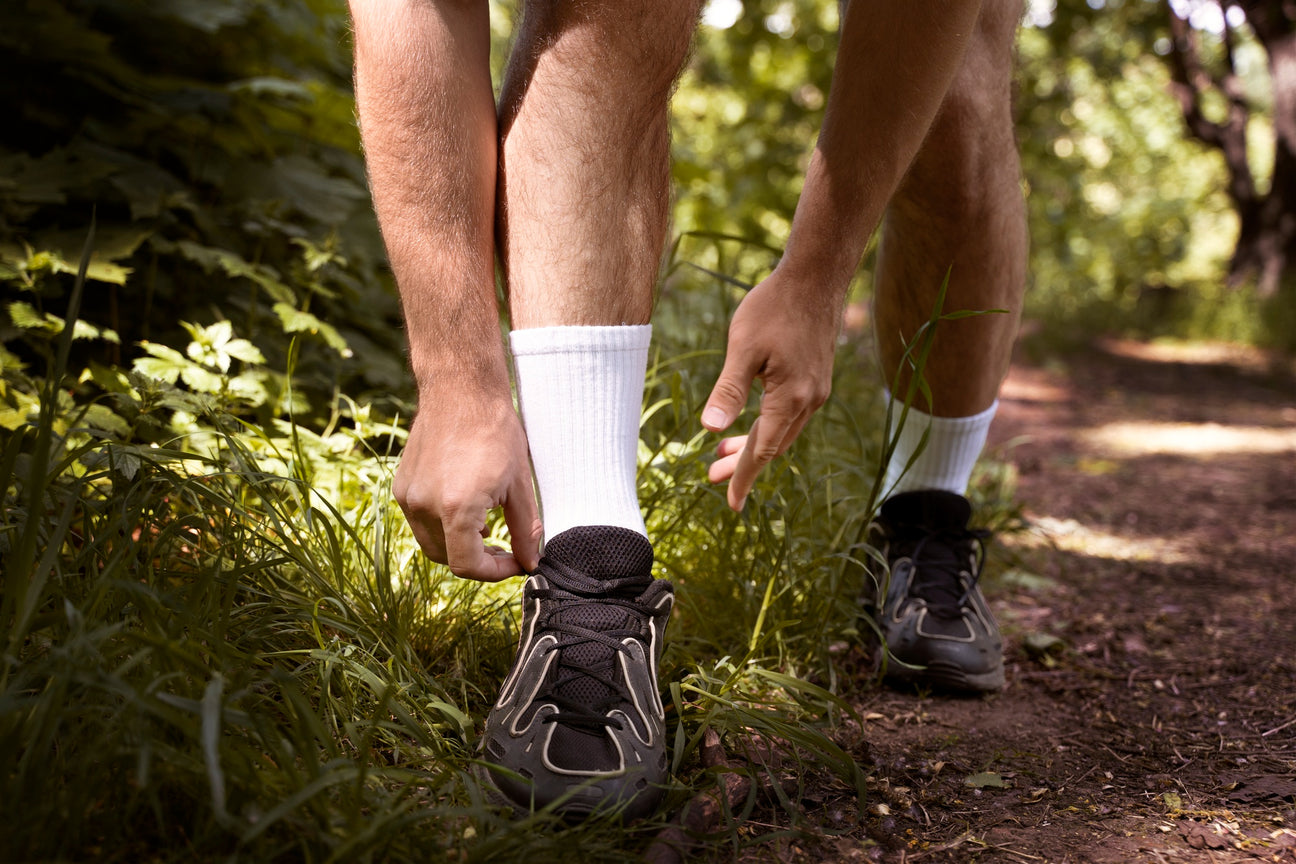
712,378,747,405
787,385,814,410
395,484,431,514
784,379,830,411
813,379,832,407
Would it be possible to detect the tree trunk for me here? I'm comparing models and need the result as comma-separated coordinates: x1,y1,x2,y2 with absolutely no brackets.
1230,16,1296,296
1166,0,1296,297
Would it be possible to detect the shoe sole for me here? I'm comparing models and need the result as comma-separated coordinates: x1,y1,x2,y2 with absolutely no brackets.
885,658,1005,694
473,759,662,822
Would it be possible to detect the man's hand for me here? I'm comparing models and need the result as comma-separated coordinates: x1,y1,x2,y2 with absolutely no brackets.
701,266,842,510
394,394,542,581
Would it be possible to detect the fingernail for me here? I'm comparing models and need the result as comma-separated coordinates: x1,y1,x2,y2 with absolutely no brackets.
737,495,747,511
702,406,728,429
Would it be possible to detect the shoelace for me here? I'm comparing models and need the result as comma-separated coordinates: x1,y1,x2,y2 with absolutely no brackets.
903,527,991,621
525,585,653,733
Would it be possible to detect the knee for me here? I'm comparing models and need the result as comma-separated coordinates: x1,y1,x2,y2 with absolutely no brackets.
941,0,1019,140
893,2,1022,224
519,0,699,101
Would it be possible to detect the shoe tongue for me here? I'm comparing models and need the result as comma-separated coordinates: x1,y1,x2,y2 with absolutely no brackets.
880,490,972,535
540,526,654,596
882,493,975,619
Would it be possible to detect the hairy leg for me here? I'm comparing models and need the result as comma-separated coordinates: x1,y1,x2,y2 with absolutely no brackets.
497,0,701,328
873,0,1028,417
495,0,700,540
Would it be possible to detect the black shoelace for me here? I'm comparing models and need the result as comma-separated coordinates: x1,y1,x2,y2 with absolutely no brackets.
901,527,991,621
525,584,653,733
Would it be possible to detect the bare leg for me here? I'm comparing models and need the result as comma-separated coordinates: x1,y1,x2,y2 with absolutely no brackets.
498,0,700,328
497,0,700,540
874,0,1027,417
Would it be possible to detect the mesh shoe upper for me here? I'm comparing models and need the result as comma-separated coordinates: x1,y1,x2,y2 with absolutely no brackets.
871,490,1005,692
481,526,673,819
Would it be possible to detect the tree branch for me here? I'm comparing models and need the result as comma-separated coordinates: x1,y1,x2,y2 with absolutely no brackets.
1164,0,1258,204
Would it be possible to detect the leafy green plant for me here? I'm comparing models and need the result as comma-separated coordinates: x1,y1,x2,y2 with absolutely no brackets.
1,220,958,860
0,0,404,429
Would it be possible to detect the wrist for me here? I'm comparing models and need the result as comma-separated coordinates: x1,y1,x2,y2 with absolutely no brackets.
777,149,885,298
409,344,512,401
772,250,855,308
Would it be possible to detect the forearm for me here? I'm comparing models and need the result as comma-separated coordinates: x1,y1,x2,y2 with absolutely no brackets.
350,0,509,399
780,0,984,298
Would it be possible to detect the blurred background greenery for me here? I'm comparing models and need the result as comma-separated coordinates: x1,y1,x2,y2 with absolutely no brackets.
1,0,1293,860
3,0,1292,419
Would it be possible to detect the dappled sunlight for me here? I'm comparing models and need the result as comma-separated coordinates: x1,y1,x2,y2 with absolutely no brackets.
1080,421,1296,457
999,372,1071,404
1096,336,1286,373
1009,514,1196,565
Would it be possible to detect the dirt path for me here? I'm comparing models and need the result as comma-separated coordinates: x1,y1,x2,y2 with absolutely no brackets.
835,338,1296,863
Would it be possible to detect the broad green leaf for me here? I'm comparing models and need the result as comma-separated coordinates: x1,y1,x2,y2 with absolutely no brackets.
0,344,24,372
273,302,352,357
229,372,269,406
0,147,117,205
85,362,136,396
80,404,131,438
222,338,265,364
72,319,120,343
171,241,295,304
8,301,60,334
133,357,183,385
109,166,187,220
246,155,367,226
139,342,188,364
0,385,39,430
6,301,118,342
179,364,224,393
291,237,345,274
106,444,142,480
83,259,132,285
134,342,190,384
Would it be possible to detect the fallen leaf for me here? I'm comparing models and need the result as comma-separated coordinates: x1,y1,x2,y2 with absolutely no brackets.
1177,820,1231,851
965,772,1010,789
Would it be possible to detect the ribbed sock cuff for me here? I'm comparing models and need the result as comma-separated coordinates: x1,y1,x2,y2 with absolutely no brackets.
881,392,998,498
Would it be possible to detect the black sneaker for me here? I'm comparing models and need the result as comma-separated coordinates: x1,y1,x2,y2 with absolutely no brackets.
479,526,673,820
868,490,1005,693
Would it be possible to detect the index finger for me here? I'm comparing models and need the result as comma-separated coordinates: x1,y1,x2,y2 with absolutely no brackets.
727,408,812,510
727,415,777,510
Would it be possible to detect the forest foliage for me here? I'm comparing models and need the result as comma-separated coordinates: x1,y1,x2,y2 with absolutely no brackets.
0,0,1290,860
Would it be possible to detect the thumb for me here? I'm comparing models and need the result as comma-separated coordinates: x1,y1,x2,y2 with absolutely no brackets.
703,351,758,433
503,468,542,572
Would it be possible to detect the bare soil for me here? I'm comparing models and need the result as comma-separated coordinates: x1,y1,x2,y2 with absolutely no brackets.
738,338,1296,863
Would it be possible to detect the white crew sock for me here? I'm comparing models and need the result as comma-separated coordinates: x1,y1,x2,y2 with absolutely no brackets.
510,324,650,541
881,392,998,499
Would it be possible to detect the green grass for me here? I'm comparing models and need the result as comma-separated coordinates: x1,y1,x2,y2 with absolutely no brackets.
0,236,1018,862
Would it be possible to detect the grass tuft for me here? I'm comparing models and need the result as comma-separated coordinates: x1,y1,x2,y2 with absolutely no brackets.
0,231,1016,860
